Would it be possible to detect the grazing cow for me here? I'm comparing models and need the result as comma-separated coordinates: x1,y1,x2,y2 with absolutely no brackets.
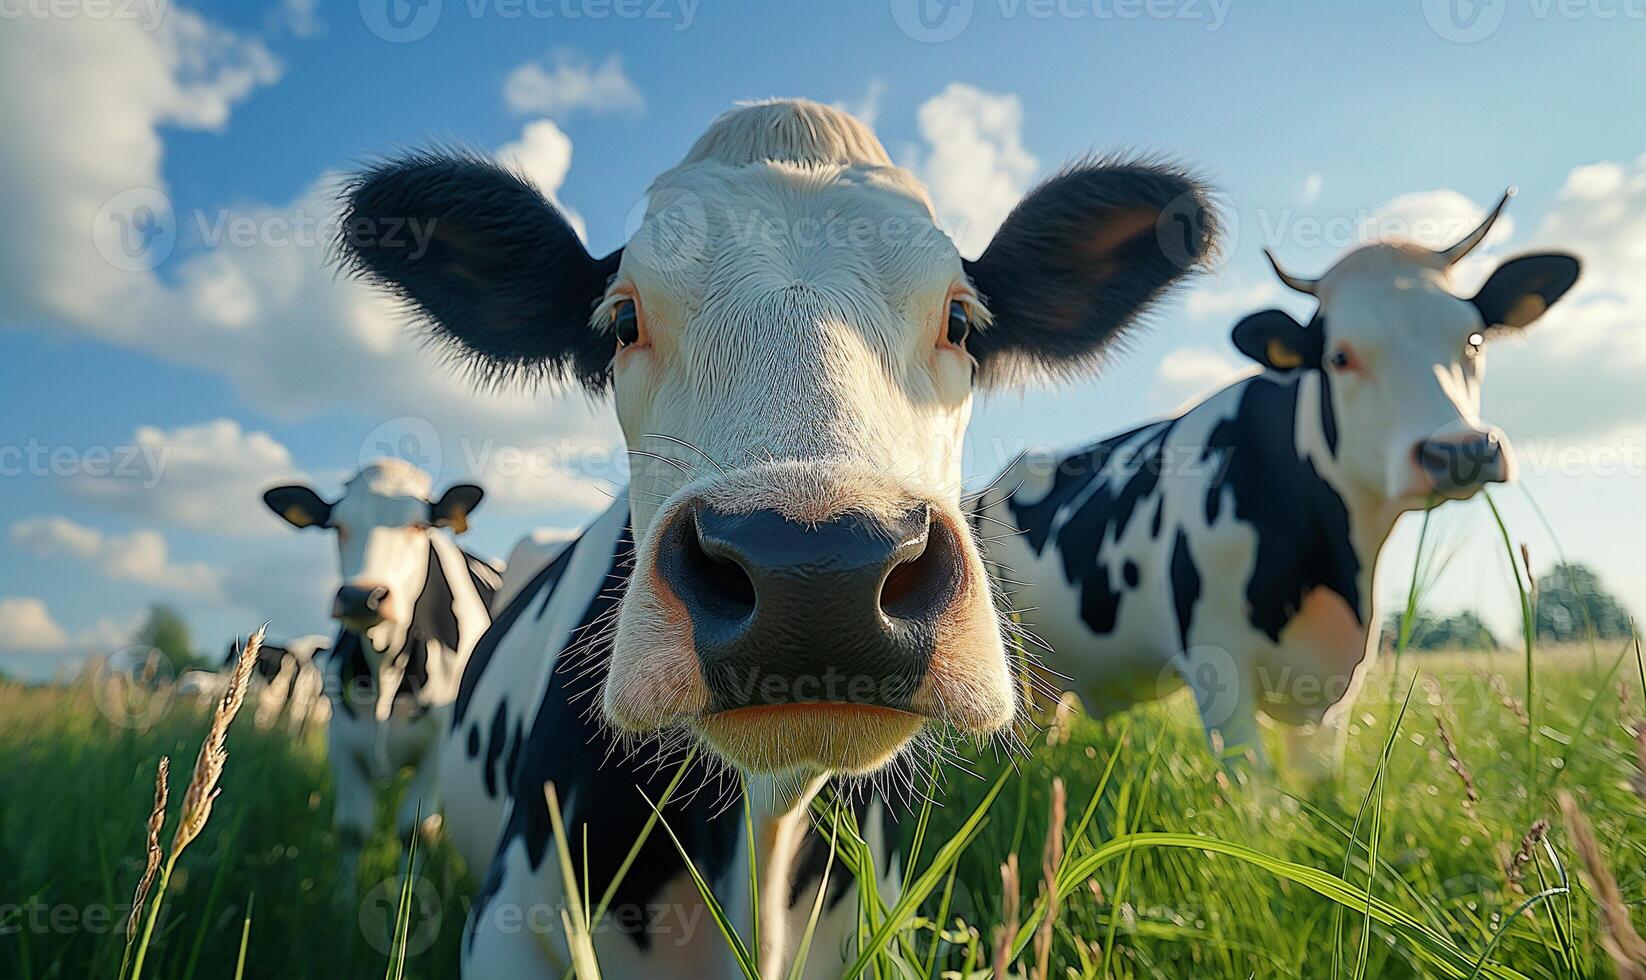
337,100,1217,976
262,459,500,852
979,192,1580,772
181,635,333,732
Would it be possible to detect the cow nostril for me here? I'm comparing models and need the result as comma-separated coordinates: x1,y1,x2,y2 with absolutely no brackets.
879,513,961,621
678,512,756,616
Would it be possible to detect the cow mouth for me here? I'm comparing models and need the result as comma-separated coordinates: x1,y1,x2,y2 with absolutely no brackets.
696,702,928,775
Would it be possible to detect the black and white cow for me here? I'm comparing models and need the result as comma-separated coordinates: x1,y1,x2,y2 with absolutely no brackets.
263,459,500,851
180,634,332,732
336,99,1217,977
981,192,1580,773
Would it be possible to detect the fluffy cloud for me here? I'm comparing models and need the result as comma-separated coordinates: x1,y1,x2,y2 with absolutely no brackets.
0,8,622,488
0,7,280,327
833,78,888,128
68,419,308,538
10,518,224,598
497,119,588,241
0,598,70,653
910,84,1039,258
503,51,645,118
1156,346,1247,395
1183,279,1283,322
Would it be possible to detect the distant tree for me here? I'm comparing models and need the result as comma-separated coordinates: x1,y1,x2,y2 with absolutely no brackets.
134,604,208,672
1383,609,1500,651
1534,563,1633,644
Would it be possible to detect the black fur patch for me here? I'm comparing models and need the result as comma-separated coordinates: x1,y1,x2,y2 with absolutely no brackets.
1200,376,1362,640
335,151,622,391
1010,417,1180,638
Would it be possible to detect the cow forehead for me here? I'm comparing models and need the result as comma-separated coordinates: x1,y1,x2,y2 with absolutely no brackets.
1316,245,1481,346
331,483,427,528
626,160,958,319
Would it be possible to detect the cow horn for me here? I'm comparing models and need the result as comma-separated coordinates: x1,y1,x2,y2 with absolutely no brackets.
1437,187,1515,268
1264,249,1319,296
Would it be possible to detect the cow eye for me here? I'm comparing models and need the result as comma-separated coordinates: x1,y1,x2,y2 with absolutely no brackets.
1328,348,1354,371
945,300,971,347
612,299,641,348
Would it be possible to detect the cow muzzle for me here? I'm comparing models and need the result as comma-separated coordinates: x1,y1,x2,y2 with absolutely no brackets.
1413,430,1514,499
608,491,1013,775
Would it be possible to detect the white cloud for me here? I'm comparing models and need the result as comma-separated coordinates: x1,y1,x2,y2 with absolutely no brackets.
11,517,224,598
68,419,306,538
1183,278,1283,322
0,7,279,327
911,84,1039,258
503,51,644,118
271,0,325,38
497,119,588,241
1156,346,1247,394
834,78,888,128
0,598,70,653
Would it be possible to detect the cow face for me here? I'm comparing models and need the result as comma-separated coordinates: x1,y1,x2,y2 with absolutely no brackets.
1234,192,1579,504
337,100,1217,776
263,460,483,636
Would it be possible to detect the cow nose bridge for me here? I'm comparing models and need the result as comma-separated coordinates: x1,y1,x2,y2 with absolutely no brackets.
656,501,963,712
1414,428,1510,496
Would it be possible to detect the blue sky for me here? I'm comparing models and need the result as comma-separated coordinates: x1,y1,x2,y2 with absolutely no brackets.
3,0,1645,677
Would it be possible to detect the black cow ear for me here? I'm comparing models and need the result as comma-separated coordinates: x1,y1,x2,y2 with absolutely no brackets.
1231,309,1320,371
430,484,484,534
336,152,622,392
263,485,332,530
963,159,1220,386
1471,253,1581,331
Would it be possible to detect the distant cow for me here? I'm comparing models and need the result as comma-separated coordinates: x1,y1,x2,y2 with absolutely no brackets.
263,459,499,853
980,192,1580,772
182,635,332,732
338,99,1216,976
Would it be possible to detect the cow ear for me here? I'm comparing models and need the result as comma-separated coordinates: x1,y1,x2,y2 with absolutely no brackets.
963,160,1219,386
430,484,484,534
1231,309,1320,371
336,152,622,392
1471,253,1581,331
263,485,332,530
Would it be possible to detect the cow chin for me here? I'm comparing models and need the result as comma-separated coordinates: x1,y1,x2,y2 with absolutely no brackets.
700,704,928,775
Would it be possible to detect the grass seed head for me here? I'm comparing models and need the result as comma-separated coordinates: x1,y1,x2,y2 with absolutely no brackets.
1559,791,1646,977
172,626,263,855
125,755,170,943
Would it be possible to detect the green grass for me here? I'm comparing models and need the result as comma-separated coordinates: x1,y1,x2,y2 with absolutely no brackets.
3,645,1643,978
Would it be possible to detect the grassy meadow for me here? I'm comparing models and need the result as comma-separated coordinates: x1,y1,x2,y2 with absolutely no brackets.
3,639,1643,979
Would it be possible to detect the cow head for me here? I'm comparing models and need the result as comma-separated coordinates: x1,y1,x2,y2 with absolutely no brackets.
263,459,484,638
1234,190,1580,504
337,100,1217,776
